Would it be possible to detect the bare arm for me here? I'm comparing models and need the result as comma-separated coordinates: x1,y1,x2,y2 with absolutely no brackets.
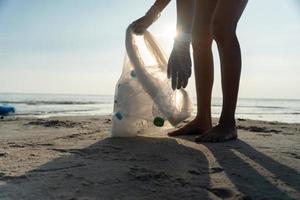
152,0,195,35
168,0,196,90
152,0,171,12
131,0,171,34
176,0,195,40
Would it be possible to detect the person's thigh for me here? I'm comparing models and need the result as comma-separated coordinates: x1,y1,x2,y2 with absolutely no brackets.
192,0,217,45
212,0,248,35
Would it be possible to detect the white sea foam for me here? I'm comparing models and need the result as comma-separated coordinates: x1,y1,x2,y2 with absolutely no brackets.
0,93,299,123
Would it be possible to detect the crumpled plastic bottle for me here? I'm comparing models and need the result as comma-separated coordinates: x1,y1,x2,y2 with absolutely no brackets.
110,26,193,137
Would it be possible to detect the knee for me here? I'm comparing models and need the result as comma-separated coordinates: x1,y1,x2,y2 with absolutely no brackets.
212,22,236,44
192,31,213,51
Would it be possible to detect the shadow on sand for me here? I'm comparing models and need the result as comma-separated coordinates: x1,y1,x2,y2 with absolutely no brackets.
0,136,299,200
1,137,211,200
177,135,300,200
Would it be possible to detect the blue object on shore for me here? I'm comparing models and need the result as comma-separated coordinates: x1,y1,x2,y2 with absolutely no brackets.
0,105,15,117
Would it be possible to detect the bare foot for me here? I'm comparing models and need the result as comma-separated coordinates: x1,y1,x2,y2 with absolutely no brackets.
195,124,237,143
168,118,211,136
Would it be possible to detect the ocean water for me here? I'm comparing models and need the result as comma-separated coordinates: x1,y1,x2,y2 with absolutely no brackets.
0,93,299,123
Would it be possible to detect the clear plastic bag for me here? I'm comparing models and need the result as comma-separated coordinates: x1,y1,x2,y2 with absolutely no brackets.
110,27,192,137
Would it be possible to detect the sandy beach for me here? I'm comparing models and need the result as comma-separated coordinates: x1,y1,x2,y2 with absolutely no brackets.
0,115,299,200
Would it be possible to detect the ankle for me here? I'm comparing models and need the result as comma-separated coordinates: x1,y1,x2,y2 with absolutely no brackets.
218,118,236,128
195,115,212,127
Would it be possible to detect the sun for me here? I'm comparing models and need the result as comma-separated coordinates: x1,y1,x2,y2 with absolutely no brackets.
156,23,177,39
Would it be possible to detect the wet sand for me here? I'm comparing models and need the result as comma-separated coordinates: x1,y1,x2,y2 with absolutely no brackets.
0,116,299,199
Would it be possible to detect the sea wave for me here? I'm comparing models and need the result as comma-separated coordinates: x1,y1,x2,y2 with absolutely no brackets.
0,101,109,105
192,103,287,109
233,112,300,115
14,108,102,116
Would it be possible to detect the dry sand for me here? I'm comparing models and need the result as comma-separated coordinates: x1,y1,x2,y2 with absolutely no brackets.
0,116,299,200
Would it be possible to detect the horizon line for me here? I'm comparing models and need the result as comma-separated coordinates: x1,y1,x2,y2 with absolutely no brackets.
0,92,300,101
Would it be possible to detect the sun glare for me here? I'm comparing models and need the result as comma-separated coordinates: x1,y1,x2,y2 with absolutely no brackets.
156,24,177,39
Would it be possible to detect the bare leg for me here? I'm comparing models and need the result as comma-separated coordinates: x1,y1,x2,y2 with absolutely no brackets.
195,0,248,142
168,0,217,136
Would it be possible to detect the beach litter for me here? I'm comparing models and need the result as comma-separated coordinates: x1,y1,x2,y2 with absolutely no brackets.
0,105,15,119
111,27,192,137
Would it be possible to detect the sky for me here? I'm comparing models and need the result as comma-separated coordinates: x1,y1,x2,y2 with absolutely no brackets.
0,0,299,99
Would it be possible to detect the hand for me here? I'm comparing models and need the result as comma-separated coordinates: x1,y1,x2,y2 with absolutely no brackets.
167,40,192,90
131,5,160,35
131,15,154,35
